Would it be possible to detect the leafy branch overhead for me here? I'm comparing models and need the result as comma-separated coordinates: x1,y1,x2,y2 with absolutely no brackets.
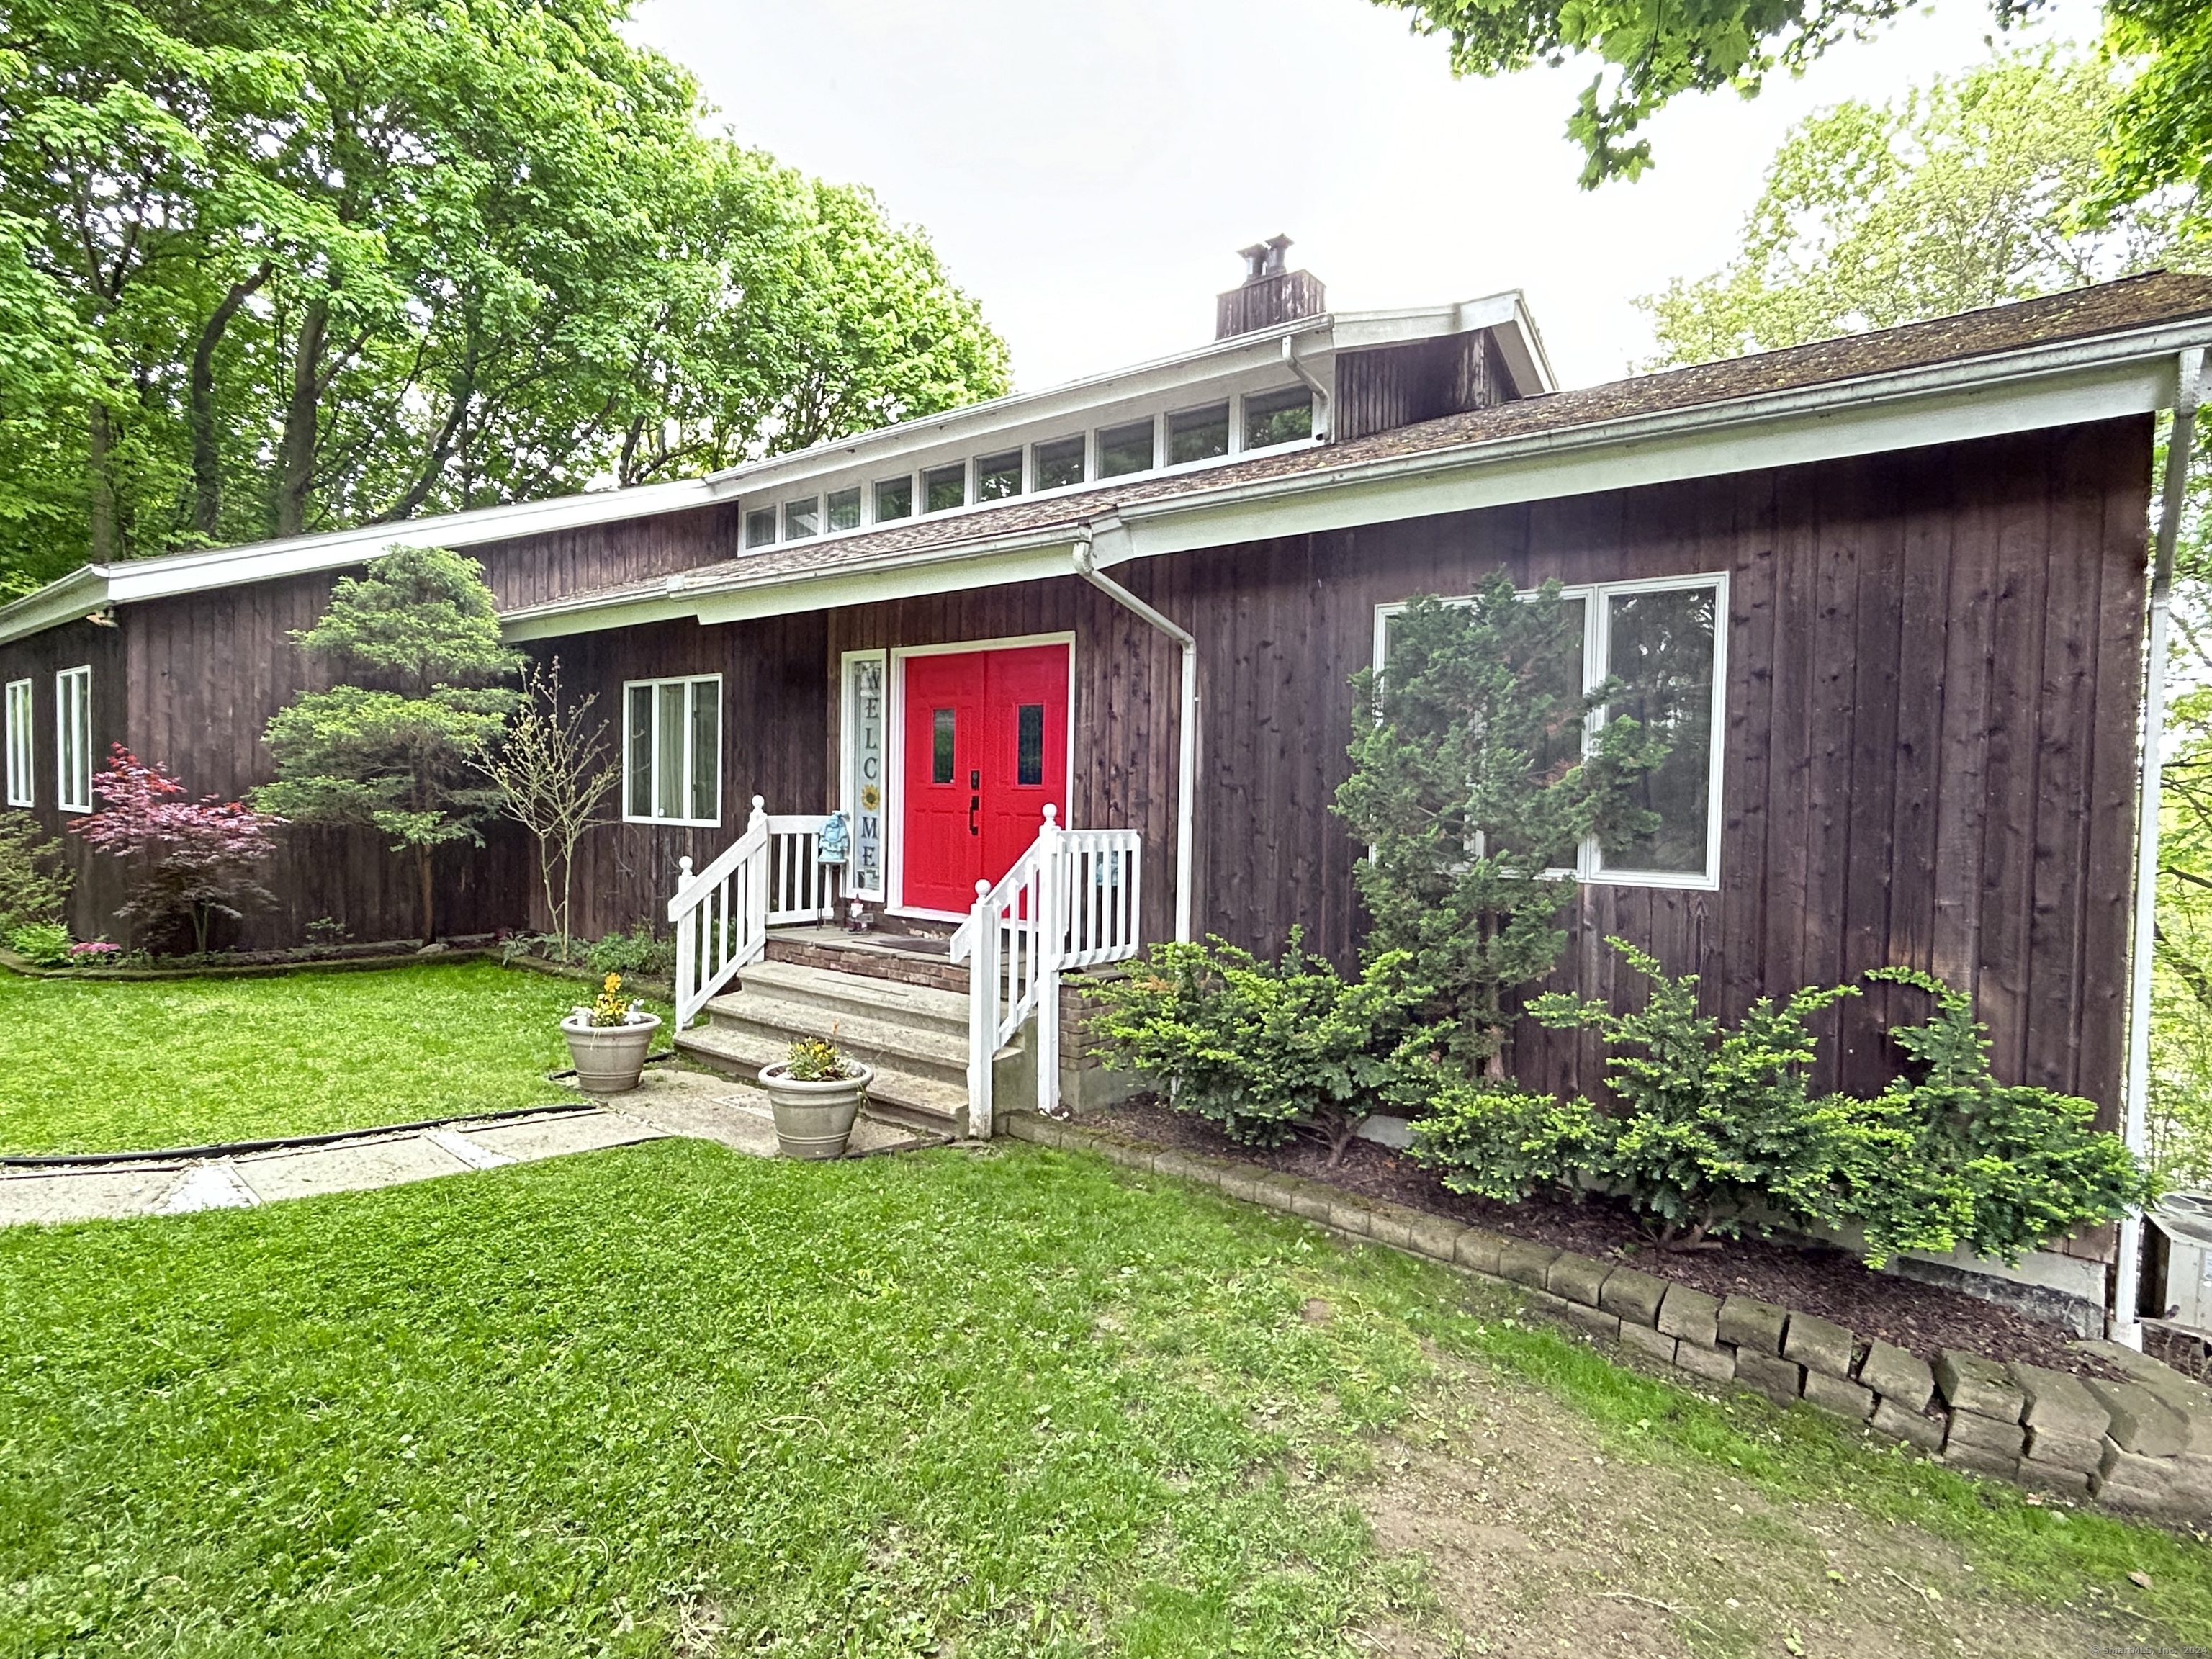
1372,0,2212,204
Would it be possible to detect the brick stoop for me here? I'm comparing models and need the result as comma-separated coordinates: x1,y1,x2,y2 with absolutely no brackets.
1002,1111,2212,1529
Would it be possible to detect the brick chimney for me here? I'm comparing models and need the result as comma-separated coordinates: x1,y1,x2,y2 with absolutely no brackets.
1215,235,1326,339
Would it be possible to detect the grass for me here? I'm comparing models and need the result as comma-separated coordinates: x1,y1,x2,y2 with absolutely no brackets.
4,1137,2210,1655
0,960,667,1155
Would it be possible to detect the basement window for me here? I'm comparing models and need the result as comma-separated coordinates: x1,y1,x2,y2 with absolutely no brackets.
1097,418,1155,479
1243,386,1313,450
745,508,776,549
1372,573,1726,889
55,665,91,814
874,476,913,522
1034,435,1085,491
624,675,721,827
925,463,966,513
1168,403,1230,465
783,497,819,540
976,450,1022,501
5,679,30,806
825,486,863,532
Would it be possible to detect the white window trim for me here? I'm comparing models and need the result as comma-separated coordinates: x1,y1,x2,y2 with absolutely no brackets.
1372,570,1728,891
621,673,722,828
5,678,32,808
55,664,91,814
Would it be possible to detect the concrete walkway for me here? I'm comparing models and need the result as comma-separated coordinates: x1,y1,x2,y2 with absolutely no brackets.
0,1069,934,1227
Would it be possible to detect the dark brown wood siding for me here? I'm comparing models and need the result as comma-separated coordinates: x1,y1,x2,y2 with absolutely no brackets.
1129,418,2150,1120
532,613,831,940
0,616,128,940
1336,331,1511,441
469,501,737,611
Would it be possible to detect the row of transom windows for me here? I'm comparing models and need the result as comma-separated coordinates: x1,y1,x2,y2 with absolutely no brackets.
742,385,1314,552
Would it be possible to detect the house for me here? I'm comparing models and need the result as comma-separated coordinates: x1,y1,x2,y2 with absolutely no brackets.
4,249,2208,1279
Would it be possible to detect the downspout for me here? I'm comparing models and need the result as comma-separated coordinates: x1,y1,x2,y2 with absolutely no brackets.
1283,333,1333,442
2115,344,2205,1349
1073,525,1197,943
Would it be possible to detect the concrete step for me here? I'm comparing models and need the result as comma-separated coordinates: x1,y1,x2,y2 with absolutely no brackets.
700,992,971,1091
734,958,971,1038
673,1022,971,1136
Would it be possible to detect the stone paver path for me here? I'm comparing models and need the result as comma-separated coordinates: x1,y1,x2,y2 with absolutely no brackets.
0,1067,934,1226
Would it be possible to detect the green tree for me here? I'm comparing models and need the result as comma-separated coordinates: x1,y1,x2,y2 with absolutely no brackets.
1333,578,1670,1076
1370,0,2212,201
1638,52,2206,367
0,0,1009,590
254,547,518,943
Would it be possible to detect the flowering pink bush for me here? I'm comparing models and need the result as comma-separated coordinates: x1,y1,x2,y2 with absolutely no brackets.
69,747,284,955
66,939,122,961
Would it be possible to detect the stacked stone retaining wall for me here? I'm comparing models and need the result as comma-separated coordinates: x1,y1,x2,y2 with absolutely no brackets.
1006,1113,2212,1527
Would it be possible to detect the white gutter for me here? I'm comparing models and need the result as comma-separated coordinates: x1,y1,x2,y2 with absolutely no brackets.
2114,343,2205,1349
1283,333,1334,442
1073,522,1197,943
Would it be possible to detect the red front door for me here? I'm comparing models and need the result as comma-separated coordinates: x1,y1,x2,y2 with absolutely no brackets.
902,644,1069,912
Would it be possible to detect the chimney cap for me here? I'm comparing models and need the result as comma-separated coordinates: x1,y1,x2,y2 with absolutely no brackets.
1239,235,1293,282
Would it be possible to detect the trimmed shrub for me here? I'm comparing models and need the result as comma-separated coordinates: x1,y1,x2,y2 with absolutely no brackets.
0,811,71,932
8,922,72,966
1409,1082,1604,1202
1082,932,1434,1162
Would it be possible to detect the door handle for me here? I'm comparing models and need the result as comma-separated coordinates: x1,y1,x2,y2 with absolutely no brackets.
969,794,979,836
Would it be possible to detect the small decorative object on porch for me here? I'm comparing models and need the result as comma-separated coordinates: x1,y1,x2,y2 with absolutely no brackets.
845,896,874,932
817,809,851,866
559,971,662,1094
760,1035,872,1159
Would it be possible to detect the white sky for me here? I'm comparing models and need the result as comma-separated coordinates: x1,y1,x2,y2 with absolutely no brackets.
629,0,2103,392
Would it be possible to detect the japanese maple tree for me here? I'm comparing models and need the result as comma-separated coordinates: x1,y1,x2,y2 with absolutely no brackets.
71,745,282,955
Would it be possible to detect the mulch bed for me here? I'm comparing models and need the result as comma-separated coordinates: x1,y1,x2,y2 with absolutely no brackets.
1089,1097,2128,1384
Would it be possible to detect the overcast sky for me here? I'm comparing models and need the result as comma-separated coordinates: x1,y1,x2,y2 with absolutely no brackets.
629,0,2102,392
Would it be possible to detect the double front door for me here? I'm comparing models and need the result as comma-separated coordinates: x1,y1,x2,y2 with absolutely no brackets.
902,644,1069,913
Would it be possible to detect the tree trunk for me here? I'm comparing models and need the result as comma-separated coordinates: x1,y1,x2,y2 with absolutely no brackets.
87,403,117,562
276,297,329,537
189,266,271,536
417,842,434,945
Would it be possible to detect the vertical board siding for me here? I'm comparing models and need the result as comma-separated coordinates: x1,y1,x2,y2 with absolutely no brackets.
1337,333,1512,441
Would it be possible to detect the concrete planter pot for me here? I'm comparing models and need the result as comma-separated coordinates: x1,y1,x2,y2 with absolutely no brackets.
758,1061,872,1159
559,1011,662,1094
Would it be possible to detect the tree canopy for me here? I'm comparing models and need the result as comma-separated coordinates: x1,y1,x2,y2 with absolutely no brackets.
1371,0,2212,200
1637,51,2207,367
0,0,1010,595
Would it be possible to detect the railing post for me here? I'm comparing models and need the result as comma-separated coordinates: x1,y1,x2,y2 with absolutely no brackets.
968,878,994,1139
1035,806,1063,1117
673,854,697,1028
746,796,769,953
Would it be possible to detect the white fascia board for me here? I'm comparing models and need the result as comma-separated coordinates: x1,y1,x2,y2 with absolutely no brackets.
1114,355,2175,562
0,568,112,647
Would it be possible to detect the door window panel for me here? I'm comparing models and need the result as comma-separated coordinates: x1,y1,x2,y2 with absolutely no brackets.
1017,703,1045,786
932,708,956,784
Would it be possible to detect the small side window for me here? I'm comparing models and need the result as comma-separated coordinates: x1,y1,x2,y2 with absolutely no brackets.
5,678,31,807
1097,418,1154,478
783,497,819,540
874,476,913,521
623,675,722,825
924,463,966,513
1168,403,1229,465
976,450,1022,501
825,487,862,532
1243,386,1313,450
1034,435,1085,490
55,665,91,813
745,508,777,549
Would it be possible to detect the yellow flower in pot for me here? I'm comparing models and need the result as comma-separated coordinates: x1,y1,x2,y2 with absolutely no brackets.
759,1033,872,1159
559,971,662,1094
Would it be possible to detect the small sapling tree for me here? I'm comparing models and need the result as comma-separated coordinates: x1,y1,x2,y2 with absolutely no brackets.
1334,575,1671,1075
255,547,520,943
474,657,618,962
71,747,282,955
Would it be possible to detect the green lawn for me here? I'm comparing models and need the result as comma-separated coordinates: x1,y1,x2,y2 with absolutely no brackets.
3,1138,2208,1656
0,961,662,1155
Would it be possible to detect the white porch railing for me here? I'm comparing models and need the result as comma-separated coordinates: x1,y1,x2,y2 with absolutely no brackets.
668,798,842,1027
949,806,1143,1136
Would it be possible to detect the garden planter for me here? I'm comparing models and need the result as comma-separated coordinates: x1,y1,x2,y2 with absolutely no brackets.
559,1010,662,1094
758,1061,873,1159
